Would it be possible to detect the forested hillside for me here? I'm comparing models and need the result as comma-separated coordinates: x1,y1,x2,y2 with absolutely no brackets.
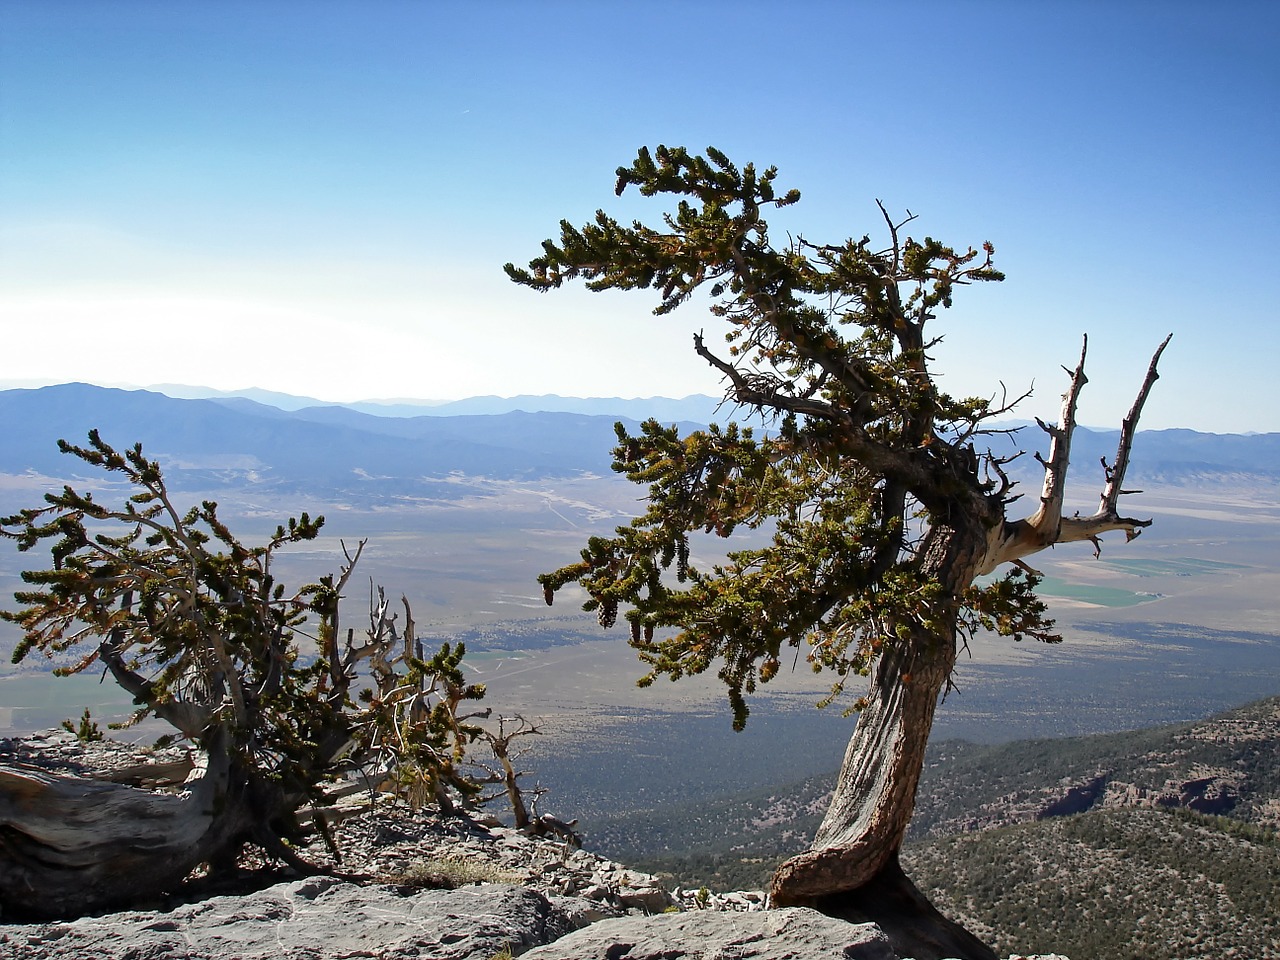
608,696,1279,865
906,809,1279,960
625,697,1280,958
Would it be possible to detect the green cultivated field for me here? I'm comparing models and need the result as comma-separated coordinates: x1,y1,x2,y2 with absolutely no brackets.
1031,574,1155,607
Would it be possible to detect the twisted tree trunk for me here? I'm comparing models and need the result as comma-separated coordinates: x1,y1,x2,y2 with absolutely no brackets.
0,730,263,920
771,624,994,959
772,521,996,960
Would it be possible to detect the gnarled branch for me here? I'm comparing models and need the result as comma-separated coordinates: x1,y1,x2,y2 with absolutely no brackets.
978,334,1172,575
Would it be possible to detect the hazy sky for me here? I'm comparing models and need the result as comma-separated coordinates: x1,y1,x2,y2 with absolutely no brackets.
1,2,1276,432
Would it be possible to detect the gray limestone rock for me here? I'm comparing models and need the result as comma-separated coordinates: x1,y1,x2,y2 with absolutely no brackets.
521,906,899,960
0,879,570,960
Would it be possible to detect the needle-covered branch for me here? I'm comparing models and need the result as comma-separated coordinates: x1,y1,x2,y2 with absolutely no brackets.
507,145,1004,506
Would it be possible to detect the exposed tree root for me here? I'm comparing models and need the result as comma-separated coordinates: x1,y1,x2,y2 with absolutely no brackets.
806,853,996,960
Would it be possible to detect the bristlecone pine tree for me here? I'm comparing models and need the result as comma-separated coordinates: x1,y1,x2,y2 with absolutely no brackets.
0,433,496,920
506,144,1170,960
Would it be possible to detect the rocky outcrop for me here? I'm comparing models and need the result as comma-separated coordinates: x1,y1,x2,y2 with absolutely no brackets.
0,729,194,779
0,730,676,928
932,770,1245,836
522,908,898,960
1,732,1070,960
1,880,1070,960
1033,775,1108,820
2,879,568,960
913,699,1280,841
0,796,1074,960
1105,773,1241,816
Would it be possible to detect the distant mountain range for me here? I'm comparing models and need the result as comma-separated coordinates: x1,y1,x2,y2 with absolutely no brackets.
0,383,714,500
146,383,728,423
0,383,1277,504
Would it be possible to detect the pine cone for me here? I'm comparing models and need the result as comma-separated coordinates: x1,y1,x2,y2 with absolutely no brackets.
598,598,618,629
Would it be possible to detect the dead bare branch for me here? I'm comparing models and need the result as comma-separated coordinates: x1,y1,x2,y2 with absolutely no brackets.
1098,333,1173,517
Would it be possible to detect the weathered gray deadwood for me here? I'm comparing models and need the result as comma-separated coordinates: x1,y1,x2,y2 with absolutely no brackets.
0,732,256,919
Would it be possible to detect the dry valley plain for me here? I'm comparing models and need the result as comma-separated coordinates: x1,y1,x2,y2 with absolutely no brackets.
2,471,1279,846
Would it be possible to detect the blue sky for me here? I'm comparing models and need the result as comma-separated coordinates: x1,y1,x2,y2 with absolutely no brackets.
1,1,1276,432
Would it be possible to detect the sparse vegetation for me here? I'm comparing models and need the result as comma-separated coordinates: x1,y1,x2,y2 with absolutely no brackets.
904,807,1280,960
626,696,1280,958
606,696,1279,859
387,855,524,890
60,707,103,743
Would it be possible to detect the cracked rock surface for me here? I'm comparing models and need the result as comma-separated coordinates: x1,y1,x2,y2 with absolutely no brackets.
3,879,567,960
522,908,899,960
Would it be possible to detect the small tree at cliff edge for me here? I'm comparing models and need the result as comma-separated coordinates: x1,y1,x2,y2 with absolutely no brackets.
0,433,517,920
506,145,1169,960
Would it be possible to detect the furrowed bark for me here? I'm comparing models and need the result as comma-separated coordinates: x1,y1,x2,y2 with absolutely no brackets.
0,729,251,920
772,520,994,960
770,637,954,901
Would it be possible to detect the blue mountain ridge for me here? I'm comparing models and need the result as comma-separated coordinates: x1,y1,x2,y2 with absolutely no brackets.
0,384,709,500
1,384,1276,504
145,383,727,423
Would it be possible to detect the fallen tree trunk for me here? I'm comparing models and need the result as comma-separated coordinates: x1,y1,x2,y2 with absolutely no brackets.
0,735,257,920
